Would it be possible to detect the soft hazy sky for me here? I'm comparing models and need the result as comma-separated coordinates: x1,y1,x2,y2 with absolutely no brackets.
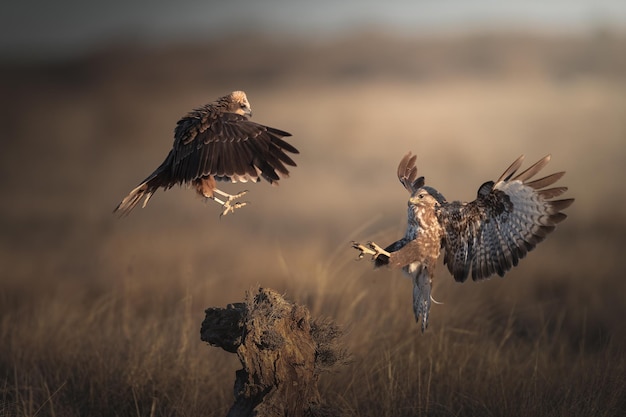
2,0,625,61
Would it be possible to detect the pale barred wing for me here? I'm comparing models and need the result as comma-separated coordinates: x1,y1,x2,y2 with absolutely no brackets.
171,110,298,186
397,152,424,194
438,155,574,282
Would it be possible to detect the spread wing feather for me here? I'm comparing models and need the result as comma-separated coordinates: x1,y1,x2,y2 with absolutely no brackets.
171,110,298,185
438,155,574,282
397,152,424,194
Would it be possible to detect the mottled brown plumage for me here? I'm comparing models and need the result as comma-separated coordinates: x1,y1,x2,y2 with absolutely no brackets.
353,152,574,332
114,91,298,216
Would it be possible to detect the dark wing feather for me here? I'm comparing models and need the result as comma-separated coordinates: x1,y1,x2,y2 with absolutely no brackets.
438,155,574,282
170,108,298,185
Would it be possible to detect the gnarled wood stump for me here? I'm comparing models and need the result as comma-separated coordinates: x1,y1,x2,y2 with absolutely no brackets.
201,287,346,417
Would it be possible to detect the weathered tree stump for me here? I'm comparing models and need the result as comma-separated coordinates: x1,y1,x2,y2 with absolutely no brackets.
201,287,347,417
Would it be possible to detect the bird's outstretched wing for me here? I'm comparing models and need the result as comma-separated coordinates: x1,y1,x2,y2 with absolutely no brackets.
438,155,574,282
171,111,298,185
397,152,424,194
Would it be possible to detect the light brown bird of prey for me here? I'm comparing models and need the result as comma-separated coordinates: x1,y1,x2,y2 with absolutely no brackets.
353,152,574,332
114,91,298,217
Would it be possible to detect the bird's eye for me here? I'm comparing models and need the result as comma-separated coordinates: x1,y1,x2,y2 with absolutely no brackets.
418,193,424,199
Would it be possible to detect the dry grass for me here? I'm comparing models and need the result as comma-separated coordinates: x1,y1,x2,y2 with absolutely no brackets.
1,30,626,416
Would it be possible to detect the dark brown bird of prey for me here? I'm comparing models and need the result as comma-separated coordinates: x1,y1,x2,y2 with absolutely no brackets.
353,152,574,332
114,91,298,217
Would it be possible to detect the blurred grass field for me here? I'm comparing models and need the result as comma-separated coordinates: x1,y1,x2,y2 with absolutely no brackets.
1,30,625,416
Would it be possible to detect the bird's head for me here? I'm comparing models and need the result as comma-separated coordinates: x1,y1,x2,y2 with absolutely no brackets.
408,186,446,227
229,91,252,117
409,186,446,209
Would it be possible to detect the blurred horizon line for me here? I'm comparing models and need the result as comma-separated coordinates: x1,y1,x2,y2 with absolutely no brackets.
3,24,626,67
2,0,626,64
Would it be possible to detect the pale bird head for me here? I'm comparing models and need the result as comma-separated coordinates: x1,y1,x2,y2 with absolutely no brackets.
229,90,252,117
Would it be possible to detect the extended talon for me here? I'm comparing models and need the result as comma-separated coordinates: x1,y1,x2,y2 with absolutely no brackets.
216,190,249,217
367,241,390,258
230,190,248,200
352,240,388,260
220,201,248,217
352,240,369,259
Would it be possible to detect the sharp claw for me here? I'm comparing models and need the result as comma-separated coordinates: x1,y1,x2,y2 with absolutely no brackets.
351,241,365,260
218,192,249,217
366,241,390,258
351,240,380,260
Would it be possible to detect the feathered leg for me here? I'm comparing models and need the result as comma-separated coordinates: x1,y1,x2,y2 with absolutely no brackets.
410,265,432,333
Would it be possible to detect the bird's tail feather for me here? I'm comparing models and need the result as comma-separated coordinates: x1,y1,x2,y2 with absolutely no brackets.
114,152,174,216
114,174,162,216
413,267,432,333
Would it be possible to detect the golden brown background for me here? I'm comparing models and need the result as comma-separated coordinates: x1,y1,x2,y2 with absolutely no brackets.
1,3,626,414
